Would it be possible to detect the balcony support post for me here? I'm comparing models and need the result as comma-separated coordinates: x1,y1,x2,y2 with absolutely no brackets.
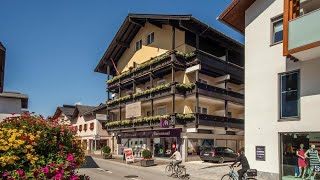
172,27,176,50
150,73,154,116
107,65,111,101
172,65,176,114
196,34,200,49
119,85,122,121
196,70,200,124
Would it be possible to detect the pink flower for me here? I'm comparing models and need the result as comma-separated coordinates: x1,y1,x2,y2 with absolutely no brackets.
16,169,24,176
67,154,74,162
50,162,55,167
54,173,63,180
2,172,8,177
42,166,49,174
71,175,79,180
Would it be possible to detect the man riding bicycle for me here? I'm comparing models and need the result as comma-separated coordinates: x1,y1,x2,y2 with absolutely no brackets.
170,148,182,173
230,148,250,180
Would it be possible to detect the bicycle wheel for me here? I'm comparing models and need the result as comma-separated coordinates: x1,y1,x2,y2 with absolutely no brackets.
221,174,236,180
165,165,173,176
177,167,186,179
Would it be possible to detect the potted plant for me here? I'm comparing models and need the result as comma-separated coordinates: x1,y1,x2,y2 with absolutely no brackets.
102,146,112,159
140,149,154,167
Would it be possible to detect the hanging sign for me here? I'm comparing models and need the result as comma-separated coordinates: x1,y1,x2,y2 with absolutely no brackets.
123,148,134,164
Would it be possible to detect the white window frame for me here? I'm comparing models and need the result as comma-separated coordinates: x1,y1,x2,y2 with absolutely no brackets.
157,106,167,115
194,106,208,114
147,32,155,45
135,39,142,51
271,15,283,45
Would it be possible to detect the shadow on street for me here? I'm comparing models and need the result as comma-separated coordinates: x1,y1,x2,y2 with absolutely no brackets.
81,156,100,168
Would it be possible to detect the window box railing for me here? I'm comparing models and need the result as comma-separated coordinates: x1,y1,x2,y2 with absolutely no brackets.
106,51,196,87
106,83,194,107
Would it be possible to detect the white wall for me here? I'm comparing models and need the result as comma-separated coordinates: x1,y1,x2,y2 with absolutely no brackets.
245,0,320,175
0,97,22,121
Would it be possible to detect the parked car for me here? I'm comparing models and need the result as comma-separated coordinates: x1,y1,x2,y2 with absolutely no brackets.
200,147,238,163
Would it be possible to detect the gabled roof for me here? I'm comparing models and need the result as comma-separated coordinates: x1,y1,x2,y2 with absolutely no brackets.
95,13,244,75
217,0,256,34
53,105,76,119
0,92,28,109
82,103,106,116
72,105,96,118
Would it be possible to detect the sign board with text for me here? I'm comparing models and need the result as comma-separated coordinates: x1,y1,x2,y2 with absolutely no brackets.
125,102,141,118
123,148,134,164
96,114,107,120
256,146,266,161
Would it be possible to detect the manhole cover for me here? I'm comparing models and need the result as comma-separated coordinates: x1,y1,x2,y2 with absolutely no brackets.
124,175,139,178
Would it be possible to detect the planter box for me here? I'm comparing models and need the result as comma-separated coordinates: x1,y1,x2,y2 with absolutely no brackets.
103,154,112,159
140,159,154,167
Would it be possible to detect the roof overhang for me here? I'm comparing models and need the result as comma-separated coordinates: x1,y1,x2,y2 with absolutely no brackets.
0,92,28,109
95,14,244,75
217,0,256,34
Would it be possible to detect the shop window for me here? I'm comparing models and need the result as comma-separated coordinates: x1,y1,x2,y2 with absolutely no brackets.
84,124,87,131
147,32,155,45
135,39,142,51
90,123,94,130
271,15,283,45
79,125,82,132
281,133,320,179
187,139,214,156
280,71,300,119
157,106,167,115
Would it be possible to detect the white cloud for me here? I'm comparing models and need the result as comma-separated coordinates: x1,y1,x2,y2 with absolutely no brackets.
75,102,82,105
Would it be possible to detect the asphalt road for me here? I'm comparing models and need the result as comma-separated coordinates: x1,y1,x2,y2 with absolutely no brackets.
78,157,178,180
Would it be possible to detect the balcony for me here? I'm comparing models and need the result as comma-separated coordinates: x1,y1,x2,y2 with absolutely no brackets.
196,82,244,104
285,0,320,61
105,113,244,131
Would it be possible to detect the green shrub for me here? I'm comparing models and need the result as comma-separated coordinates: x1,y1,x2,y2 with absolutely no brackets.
102,146,111,154
142,150,152,159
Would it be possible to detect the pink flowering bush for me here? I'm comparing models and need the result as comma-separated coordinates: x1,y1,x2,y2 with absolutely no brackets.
0,114,88,180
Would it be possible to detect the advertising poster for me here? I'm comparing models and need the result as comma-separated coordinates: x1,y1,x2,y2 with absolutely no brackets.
123,148,134,164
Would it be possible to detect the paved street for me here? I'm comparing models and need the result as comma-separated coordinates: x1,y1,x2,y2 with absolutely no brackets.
78,156,240,180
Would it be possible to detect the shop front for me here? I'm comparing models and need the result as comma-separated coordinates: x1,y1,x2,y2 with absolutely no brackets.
117,128,182,158
281,132,320,180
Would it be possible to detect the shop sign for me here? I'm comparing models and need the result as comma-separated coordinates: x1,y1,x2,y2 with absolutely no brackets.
119,129,182,138
256,146,266,161
123,148,134,164
160,118,170,128
125,102,141,118
96,114,107,120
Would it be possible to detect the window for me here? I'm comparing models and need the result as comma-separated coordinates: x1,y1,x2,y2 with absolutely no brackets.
227,112,232,118
147,32,155,45
135,39,142,51
157,106,167,115
195,106,208,114
90,123,94,130
280,71,300,119
79,125,82,132
146,110,152,116
157,80,166,86
271,16,283,44
199,79,208,84
101,122,106,130
84,124,87,131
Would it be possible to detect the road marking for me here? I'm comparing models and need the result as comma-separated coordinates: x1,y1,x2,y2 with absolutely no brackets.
96,168,112,173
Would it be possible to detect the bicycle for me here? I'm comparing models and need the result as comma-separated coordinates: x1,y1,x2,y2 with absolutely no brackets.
165,159,189,179
221,165,257,180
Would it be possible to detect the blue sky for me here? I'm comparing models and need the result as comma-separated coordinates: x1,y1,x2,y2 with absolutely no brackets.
0,0,243,117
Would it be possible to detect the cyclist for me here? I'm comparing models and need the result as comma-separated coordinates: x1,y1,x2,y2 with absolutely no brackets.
230,148,250,180
169,148,182,174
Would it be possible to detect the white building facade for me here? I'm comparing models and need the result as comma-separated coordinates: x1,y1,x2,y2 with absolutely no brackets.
219,0,320,179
